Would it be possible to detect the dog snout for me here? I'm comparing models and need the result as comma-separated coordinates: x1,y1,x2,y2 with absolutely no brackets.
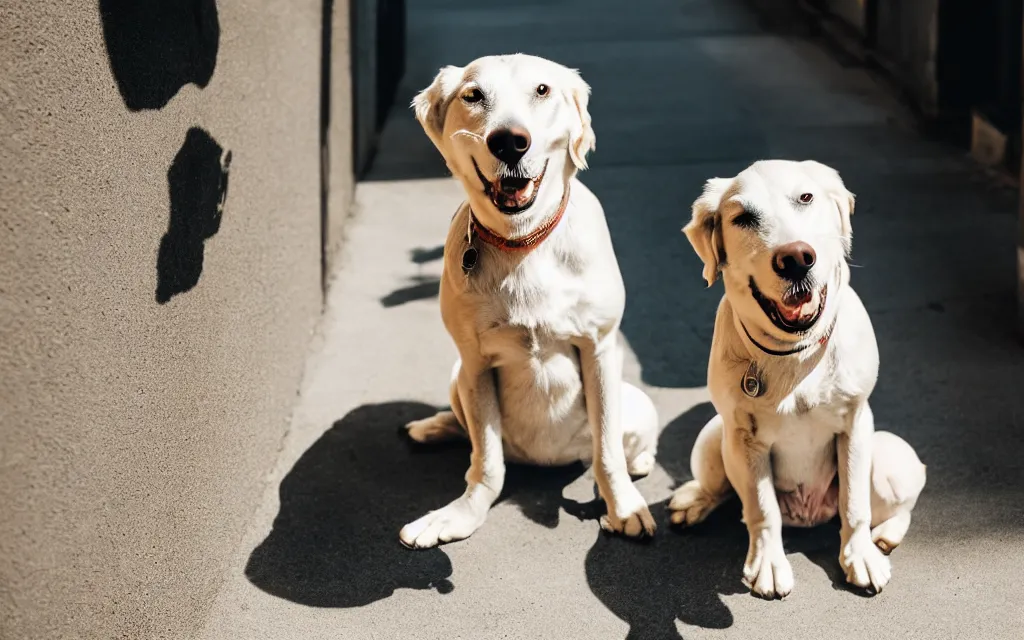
486,126,531,166
772,242,816,282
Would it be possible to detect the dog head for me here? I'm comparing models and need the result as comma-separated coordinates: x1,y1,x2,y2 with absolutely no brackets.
413,54,595,235
683,160,855,341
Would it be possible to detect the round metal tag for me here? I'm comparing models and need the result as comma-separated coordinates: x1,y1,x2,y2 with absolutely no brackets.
741,361,764,398
461,246,478,273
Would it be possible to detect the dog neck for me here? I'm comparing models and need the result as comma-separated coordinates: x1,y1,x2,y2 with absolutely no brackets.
469,183,570,252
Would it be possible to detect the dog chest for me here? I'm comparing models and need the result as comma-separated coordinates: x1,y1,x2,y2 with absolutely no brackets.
474,257,603,348
478,315,584,368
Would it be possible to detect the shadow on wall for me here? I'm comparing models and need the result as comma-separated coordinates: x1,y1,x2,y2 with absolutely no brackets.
100,0,230,304
245,401,593,607
99,0,220,111
156,127,232,304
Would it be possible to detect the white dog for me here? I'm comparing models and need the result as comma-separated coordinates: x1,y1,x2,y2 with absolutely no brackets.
399,54,659,549
670,160,926,598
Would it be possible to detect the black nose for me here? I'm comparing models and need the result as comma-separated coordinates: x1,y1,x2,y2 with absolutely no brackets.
772,241,816,282
486,126,531,166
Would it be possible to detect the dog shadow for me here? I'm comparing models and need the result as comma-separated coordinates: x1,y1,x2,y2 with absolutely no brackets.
245,402,460,607
246,401,586,608
584,402,746,639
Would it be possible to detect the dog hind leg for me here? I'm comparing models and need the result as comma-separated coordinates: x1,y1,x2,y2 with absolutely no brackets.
869,431,926,554
620,382,659,477
669,413,732,526
405,360,468,444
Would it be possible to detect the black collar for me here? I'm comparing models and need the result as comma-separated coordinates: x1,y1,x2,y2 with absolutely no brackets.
740,315,837,357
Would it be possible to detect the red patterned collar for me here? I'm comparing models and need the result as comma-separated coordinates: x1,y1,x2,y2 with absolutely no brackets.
470,185,570,252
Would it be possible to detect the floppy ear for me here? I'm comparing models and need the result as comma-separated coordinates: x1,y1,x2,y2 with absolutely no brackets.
563,69,596,170
683,178,732,286
411,65,464,156
801,160,856,248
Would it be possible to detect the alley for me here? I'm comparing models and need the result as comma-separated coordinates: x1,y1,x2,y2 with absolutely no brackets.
202,1,1024,638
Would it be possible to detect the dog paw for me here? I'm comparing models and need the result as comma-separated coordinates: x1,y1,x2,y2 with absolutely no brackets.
668,480,719,527
743,531,794,599
404,411,463,444
399,497,486,549
871,512,911,555
600,483,656,538
841,533,891,593
627,451,656,477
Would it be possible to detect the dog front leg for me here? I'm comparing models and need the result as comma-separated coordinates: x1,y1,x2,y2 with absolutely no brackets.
579,334,654,538
722,419,793,599
399,364,504,549
837,401,891,592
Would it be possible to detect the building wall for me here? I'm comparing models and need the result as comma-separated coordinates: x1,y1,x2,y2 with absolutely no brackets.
325,0,355,278
0,1,350,637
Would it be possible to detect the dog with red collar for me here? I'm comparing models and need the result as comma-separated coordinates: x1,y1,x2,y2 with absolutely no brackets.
400,54,659,549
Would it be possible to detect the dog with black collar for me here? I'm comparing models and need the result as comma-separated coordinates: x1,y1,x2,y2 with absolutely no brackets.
399,54,659,549
671,160,926,598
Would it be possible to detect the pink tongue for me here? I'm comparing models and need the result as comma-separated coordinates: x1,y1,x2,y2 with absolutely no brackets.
780,304,805,321
779,290,813,320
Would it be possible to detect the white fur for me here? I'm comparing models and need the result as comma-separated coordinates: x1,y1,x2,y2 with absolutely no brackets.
670,160,926,598
400,54,658,549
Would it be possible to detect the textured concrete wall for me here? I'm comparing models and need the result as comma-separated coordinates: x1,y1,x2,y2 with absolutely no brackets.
325,0,355,280
0,1,348,638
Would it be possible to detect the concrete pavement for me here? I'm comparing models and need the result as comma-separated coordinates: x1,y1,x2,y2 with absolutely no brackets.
200,1,1024,638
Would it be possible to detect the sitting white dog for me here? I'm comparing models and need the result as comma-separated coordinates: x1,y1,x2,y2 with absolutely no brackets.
399,54,659,549
670,160,926,598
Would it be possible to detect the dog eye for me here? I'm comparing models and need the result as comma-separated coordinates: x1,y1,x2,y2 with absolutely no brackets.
462,88,484,104
732,211,759,228
798,193,813,204
536,84,550,97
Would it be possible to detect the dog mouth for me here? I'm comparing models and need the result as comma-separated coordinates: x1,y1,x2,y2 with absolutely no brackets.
473,159,548,214
749,277,827,334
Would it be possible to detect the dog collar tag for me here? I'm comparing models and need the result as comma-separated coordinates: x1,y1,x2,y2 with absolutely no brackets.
461,246,478,273
741,361,764,398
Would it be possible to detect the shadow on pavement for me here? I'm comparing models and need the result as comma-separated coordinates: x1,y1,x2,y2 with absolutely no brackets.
586,499,749,640
247,401,591,607
585,401,860,639
246,402,460,607
585,402,744,640
380,244,445,308
380,275,440,308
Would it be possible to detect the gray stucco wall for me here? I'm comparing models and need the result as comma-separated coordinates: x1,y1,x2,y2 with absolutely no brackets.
325,0,355,279
0,2,350,638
